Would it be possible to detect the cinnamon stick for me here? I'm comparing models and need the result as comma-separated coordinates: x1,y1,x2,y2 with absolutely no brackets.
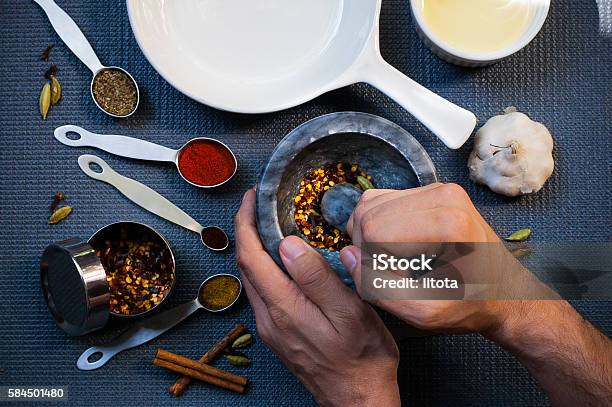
156,349,247,386
154,358,245,394
169,324,247,396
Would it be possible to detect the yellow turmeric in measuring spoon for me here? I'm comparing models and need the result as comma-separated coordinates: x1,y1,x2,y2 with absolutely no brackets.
420,0,532,54
198,274,241,311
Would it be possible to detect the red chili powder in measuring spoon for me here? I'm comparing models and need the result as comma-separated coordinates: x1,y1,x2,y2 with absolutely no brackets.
177,139,236,187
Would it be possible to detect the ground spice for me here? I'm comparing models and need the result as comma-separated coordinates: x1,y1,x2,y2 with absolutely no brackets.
92,68,137,116
198,275,241,311
294,162,374,251
92,227,174,315
201,226,229,250
178,139,236,186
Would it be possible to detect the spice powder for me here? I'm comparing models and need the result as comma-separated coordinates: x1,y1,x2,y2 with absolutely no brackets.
201,226,229,250
178,139,236,186
199,275,241,311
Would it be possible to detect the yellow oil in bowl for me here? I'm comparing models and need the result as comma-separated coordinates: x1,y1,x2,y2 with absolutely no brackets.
420,0,533,54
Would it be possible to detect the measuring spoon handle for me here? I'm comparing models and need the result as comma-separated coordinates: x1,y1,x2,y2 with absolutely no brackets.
56,125,177,163
78,155,203,233
33,0,104,74
77,300,201,370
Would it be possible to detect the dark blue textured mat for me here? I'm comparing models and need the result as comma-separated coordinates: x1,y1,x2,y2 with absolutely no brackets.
1,1,610,406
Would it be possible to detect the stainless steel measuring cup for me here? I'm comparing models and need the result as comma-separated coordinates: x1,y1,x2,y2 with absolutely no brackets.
33,0,140,117
77,273,242,370
41,221,177,336
78,154,230,251
54,125,237,188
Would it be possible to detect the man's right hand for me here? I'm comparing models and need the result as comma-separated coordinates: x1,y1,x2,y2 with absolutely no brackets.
340,183,612,406
340,182,512,334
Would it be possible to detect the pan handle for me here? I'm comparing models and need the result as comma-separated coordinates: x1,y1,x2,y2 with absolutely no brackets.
364,57,477,149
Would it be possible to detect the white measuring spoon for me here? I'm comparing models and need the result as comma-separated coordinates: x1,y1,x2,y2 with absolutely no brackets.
55,125,236,188
33,0,139,117
78,154,229,251
77,274,242,370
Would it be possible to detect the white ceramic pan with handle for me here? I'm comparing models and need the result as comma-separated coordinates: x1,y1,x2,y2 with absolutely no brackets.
127,0,476,148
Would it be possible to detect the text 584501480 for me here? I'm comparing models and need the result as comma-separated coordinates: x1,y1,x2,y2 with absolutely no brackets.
1,387,66,401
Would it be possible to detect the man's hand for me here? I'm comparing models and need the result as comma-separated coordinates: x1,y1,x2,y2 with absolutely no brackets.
235,188,400,407
490,300,612,406
341,182,509,333
341,182,612,406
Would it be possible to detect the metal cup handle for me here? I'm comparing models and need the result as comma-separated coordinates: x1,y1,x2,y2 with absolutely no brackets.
76,300,201,370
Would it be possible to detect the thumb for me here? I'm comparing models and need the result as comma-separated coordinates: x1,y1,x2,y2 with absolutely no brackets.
340,245,362,293
279,236,360,316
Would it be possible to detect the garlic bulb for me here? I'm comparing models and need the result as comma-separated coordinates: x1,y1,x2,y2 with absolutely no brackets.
468,110,554,197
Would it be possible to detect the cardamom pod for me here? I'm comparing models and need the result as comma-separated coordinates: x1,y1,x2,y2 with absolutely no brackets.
231,333,253,349
357,175,374,190
40,82,51,120
48,206,72,224
224,353,250,366
505,228,531,242
50,75,61,105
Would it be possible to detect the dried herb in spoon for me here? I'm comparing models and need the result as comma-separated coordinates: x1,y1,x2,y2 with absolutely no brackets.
92,69,137,116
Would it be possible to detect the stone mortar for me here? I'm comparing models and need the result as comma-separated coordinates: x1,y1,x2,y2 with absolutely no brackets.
256,112,438,284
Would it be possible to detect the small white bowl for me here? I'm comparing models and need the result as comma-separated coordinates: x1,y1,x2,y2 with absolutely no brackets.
410,0,550,67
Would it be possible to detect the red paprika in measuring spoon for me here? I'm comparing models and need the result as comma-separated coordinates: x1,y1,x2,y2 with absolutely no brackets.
177,139,237,187
54,126,237,189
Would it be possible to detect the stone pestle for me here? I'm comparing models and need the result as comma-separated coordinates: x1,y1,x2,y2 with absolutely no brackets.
320,183,363,233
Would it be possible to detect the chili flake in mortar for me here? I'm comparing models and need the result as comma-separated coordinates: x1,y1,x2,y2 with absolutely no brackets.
294,162,374,251
93,229,174,316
